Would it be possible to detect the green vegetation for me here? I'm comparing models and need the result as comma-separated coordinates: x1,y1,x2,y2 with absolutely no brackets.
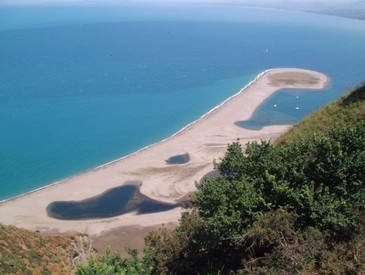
75,248,152,275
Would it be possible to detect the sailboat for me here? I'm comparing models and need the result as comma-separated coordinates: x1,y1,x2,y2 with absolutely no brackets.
295,91,300,110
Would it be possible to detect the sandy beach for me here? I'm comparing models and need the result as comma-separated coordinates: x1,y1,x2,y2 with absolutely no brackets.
0,68,328,239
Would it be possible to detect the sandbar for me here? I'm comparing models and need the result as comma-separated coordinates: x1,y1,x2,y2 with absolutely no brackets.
0,68,329,237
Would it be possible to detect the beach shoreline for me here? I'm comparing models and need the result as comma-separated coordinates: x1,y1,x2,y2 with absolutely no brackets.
0,70,269,205
0,68,329,237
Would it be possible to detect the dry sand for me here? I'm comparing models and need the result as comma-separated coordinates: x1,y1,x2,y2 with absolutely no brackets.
0,68,329,240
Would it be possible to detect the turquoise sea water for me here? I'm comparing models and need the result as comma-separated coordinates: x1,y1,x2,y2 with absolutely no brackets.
1,3,365,201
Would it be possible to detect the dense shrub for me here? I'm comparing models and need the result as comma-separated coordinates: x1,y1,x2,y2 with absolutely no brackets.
76,247,151,275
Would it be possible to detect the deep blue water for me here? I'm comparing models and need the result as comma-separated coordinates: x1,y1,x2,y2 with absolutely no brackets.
1,3,365,201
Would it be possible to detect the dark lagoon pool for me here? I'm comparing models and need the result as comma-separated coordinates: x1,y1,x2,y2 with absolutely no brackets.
47,182,184,220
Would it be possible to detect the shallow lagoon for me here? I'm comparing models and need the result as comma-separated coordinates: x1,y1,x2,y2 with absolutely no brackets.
47,182,183,220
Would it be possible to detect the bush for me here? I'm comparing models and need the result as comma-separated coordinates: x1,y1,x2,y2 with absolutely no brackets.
75,247,151,275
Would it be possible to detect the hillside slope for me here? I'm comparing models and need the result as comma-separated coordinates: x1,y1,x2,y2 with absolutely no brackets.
0,224,94,274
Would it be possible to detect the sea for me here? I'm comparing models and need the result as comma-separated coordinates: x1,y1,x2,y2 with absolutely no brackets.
1,3,365,201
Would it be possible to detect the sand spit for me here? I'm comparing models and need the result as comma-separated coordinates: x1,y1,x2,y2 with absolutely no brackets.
0,68,328,236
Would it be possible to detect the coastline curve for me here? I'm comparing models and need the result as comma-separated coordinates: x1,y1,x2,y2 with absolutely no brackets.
0,68,329,236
